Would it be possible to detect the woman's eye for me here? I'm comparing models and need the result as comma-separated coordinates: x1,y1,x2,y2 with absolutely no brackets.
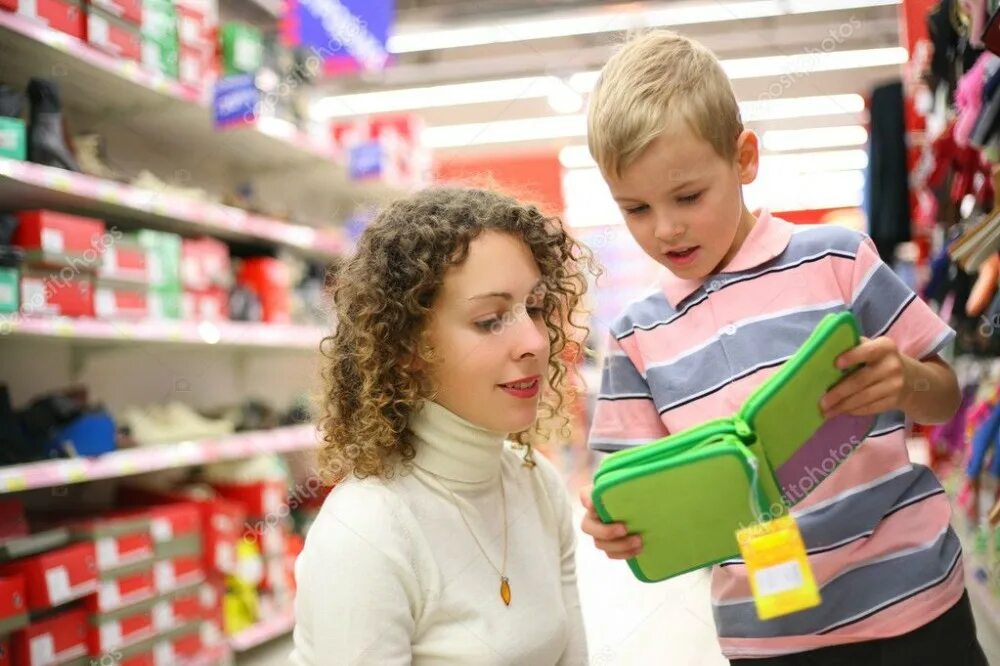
475,318,501,331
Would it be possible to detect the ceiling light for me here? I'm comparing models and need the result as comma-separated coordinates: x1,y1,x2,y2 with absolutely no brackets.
762,125,868,151
547,81,584,114
388,0,901,53
314,50,888,119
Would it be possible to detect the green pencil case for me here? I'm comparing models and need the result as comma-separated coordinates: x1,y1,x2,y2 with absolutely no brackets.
592,311,875,583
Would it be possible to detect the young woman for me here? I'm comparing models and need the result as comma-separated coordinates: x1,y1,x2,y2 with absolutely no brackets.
291,186,597,665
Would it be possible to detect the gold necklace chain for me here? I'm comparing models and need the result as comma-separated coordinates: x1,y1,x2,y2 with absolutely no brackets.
422,469,511,606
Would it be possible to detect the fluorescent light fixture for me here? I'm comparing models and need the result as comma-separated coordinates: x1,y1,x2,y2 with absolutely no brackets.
568,48,906,93
762,125,868,151
720,47,908,79
388,0,901,53
740,94,864,122
548,84,584,114
315,50,885,119
424,115,587,148
313,76,551,118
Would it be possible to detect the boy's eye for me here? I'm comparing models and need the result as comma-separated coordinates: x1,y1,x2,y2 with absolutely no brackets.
678,192,702,204
623,204,649,215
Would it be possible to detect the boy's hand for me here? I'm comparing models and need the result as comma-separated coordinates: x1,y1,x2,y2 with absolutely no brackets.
579,485,643,560
820,336,915,418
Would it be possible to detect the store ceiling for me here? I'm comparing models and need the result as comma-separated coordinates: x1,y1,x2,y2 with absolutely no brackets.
311,0,906,156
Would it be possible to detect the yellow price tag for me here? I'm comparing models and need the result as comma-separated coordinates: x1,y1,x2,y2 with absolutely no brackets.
50,175,72,191
54,321,75,337
65,464,87,483
4,475,27,492
736,515,820,620
119,458,137,474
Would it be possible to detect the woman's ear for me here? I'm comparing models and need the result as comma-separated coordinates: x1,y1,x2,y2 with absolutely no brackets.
735,130,760,185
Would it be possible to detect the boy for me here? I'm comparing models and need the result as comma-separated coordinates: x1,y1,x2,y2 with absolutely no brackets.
581,30,989,665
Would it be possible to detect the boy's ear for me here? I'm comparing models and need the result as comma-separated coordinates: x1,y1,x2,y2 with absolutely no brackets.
736,130,760,185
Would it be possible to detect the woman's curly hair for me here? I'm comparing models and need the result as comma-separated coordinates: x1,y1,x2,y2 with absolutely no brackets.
317,185,600,484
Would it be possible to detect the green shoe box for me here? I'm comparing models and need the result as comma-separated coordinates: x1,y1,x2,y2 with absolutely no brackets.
0,117,26,161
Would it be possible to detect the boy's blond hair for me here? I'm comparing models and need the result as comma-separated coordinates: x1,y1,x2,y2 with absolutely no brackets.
587,30,744,179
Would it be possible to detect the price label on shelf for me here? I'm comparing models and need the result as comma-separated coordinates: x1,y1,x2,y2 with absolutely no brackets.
49,173,73,192
64,462,86,483
2,474,27,492
54,321,75,337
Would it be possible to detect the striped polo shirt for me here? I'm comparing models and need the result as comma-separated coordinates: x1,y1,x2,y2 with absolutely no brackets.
588,210,963,659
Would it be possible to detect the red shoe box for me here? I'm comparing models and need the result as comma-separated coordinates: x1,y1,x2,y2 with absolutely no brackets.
67,516,154,573
0,499,29,541
87,0,140,25
152,587,201,633
0,637,9,666
10,607,88,666
147,503,200,545
85,567,156,614
0,543,98,611
181,237,229,291
16,0,86,39
19,270,94,318
153,556,204,595
86,6,141,61
98,241,148,285
198,498,243,575
182,287,227,321
212,481,286,520
13,211,106,268
0,576,28,635
88,605,155,655
197,580,221,621
1,0,16,12
95,281,149,320
237,258,290,324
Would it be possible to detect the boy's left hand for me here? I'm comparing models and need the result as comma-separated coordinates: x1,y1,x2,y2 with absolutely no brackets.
820,336,915,418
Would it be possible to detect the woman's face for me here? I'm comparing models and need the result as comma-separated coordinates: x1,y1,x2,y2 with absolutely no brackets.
423,231,551,434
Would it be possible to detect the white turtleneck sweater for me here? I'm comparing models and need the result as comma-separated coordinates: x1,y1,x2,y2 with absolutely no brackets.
289,401,589,665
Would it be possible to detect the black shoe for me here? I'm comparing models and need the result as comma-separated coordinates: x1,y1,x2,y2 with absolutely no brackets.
26,78,80,172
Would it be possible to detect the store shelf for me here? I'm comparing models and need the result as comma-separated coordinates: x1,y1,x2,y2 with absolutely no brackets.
0,12,402,203
229,608,295,652
182,642,233,666
1,316,325,350
0,158,347,258
0,424,317,494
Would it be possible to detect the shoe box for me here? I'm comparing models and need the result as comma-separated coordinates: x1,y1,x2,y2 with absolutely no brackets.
211,481,286,520
237,258,290,324
0,542,98,611
19,268,94,318
153,555,204,595
86,5,142,62
182,287,227,321
0,0,16,12
95,281,148,319
85,565,156,614
87,0,141,24
17,0,87,41
181,236,229,291
98,236,149,285
0,114,26,161
66,514,155,575
87,595,156,656
13,211,106,270
0,575,28,635
141,0,179,80
9,606,88,666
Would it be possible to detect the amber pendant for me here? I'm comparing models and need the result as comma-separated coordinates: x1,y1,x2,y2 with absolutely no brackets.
500,576,511,606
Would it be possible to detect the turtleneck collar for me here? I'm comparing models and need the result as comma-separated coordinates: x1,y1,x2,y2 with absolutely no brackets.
409,401,507,483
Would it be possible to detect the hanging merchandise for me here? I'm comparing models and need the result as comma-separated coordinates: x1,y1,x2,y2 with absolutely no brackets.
865,80,913,261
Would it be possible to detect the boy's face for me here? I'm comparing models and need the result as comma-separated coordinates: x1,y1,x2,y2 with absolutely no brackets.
604,127,759,280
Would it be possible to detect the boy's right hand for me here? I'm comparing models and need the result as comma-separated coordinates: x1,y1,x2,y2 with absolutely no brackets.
579,485,643,560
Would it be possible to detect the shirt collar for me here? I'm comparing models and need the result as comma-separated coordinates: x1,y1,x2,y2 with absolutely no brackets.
660,209,794,308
